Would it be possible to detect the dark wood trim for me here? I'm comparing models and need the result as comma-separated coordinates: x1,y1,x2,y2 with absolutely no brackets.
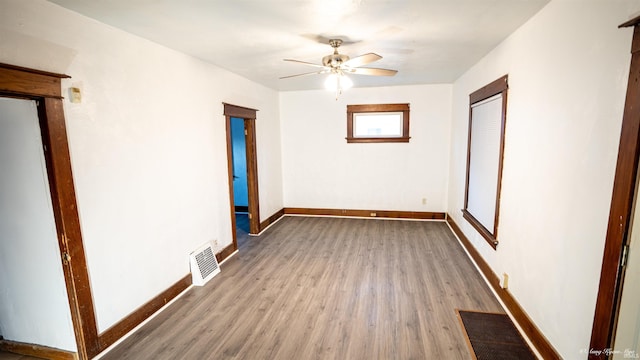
469,75,508,104
619,14,640,28
40,98,100,358
346,103,409,112
0,62,70,79
0,339,77,360
446,216,561,359
235,205,249,213
0,65,67,99
245,119,261,235
223,103,258,119
589,22,640,359
346,136,410,143
284,207,445,220
0,63,97,360
224,112,239,254
259,208,285,232
346,103,410,143
98,274,192,349
462,210,498,249
216,243,237,264
223,103,261,239
463,75,508,249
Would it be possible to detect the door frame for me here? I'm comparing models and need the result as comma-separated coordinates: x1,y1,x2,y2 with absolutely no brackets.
590,17,640,359
224,103,261,249
0,63,99,359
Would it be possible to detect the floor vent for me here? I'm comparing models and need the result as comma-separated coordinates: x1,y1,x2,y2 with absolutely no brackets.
189,243,220,286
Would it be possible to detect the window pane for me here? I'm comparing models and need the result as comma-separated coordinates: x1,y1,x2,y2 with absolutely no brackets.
353,112,403,137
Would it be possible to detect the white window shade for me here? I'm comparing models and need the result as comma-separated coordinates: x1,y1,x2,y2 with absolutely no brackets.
466,94,503,232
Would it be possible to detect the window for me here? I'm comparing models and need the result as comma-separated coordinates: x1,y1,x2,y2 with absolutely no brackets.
346,103,410,143
462,75,508,249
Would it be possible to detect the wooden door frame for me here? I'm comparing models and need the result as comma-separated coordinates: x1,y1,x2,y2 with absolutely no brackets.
224,103,261,249
589,17,640,359
0,63,99,359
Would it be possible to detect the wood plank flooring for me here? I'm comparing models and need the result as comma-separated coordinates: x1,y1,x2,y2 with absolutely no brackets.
101,216,504,359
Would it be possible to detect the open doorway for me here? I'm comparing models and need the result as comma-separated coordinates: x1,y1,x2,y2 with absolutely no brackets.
230,116,250,247
0,63,98,359
224,103,260,252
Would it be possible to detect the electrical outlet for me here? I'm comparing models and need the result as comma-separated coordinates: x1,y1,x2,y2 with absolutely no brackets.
370,212,377,217
422,198,427,205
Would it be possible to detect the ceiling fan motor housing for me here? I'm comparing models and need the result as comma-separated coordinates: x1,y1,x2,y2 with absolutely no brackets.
322,53,350,67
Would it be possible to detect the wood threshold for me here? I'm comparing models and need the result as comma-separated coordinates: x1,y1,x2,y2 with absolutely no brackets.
0,339,77,360
446,215,561,360
284,207,445,220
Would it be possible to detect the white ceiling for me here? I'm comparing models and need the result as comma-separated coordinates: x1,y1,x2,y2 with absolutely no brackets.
47,0,549,91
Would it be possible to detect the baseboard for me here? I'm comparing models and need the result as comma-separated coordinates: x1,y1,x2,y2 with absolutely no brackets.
260,208,285,232
94,245,235,357
0,338,77,360
98,274,192,349
284,207,445,220
216,243,236,264
446,215,561,360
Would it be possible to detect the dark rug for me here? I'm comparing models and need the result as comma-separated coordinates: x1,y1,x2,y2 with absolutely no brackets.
457,310,537,360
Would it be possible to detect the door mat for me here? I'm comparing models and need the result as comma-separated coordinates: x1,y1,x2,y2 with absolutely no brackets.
457,310,537,360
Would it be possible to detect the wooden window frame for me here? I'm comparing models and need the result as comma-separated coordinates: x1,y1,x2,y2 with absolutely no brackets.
462,75,508,250
346,103,410,143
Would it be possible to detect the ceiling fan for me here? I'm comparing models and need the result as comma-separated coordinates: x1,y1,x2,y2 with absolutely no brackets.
280,39,398,81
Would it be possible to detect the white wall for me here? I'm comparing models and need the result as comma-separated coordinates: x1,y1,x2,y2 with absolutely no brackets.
0,98,76,351
0,0,283,333
280,85,452,212
447,1,640,358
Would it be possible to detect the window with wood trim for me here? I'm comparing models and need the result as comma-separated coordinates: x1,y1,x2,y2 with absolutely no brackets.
346,103,410,143
462,75,508,249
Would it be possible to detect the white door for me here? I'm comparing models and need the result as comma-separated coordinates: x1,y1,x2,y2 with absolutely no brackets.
613,166,640,359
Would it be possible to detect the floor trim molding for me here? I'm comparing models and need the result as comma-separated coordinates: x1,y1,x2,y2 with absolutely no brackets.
446,215,561,359
0,339,77,360
259,208,285,232
97,274,192,349
284,207,445,220
216,243,236,264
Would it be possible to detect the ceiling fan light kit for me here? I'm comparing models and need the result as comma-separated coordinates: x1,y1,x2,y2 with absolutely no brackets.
281,38,397,99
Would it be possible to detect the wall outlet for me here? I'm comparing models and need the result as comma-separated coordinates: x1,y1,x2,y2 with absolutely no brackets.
213,239,219,247
422,198,427,205
370,212,377,217
500,273,509,289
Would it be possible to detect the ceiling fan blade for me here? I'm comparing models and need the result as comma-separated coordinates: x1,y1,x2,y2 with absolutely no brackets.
283,59,325,68
348,67,398,76
343,53,382,67
279,70,327,79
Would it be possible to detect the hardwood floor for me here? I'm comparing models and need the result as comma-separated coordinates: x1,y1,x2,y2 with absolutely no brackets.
235,213,250,248
101,216,503,359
